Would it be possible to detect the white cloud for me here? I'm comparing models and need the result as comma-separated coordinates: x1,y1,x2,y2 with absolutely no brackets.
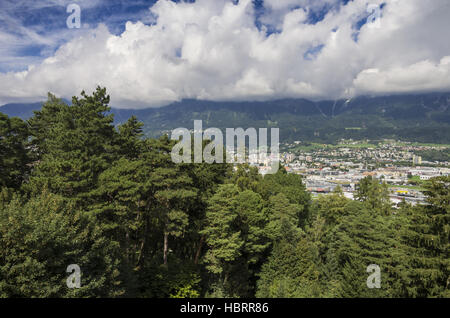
0,0,449,108
353,57,450,94
0,0,105,72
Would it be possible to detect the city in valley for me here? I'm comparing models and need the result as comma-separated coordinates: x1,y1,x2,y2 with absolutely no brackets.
258,139,449,206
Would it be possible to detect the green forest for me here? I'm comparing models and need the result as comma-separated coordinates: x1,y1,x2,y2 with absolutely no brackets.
0,87,448,298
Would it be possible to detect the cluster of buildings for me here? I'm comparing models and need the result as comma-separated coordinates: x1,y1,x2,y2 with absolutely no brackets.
256,139,450,205
285,140,449,165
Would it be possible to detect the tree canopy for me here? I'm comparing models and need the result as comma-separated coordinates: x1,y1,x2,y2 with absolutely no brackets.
0,87,448,298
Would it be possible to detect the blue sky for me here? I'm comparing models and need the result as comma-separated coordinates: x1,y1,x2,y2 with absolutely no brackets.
0,0,353,72
0,0,160,72
0,0,449,108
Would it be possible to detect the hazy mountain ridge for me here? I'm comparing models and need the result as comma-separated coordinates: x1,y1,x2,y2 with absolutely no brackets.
1,92,450,144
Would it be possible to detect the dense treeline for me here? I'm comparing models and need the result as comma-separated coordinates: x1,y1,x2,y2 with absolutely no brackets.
414,149,450,163
0,87,448,298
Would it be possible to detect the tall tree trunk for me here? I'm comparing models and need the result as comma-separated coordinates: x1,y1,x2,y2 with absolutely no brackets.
194,235,205,265
163,232,169,265
136,210,149,267
136,239,145,267
223,271,229,289
125,231,131,263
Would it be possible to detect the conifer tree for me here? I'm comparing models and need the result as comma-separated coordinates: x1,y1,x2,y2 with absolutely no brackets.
256,237,321,298
0,112,30,189
27,87,117,207
0,191,124,297
326,201,398,297
398,176,449,297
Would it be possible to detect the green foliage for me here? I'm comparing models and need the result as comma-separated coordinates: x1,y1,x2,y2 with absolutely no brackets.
117,115,144,159
256,237,321,298
325,202,397,297
264,193,301,242
4,93,450,144
201,184,268,297
414,148,450,162
396,177,450,297
26,88,118,207
0,112,30,189
137,257,201,298
0,191,123,297
1,87,448,298
257,169,311,226
355,176,392,215
311,187,350,227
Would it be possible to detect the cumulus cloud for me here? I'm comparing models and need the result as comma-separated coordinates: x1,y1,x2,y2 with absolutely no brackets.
353,57,450,94
0,0,449,108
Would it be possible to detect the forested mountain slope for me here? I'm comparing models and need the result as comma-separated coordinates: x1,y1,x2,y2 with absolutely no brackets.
2,92,450,143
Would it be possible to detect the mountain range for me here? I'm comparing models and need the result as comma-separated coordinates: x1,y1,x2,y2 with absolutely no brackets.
1,92,450,144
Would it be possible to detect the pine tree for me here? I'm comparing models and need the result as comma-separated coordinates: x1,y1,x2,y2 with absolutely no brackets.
398,176,449,297
326,201,398,297
0,112,30,189
116,115,144,159
256,237,321,298
26,87,118,207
